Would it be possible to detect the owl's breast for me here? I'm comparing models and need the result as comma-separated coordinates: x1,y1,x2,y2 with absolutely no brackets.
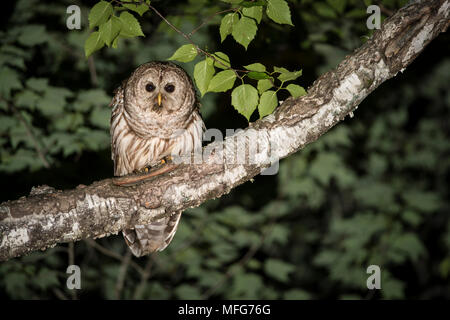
112,110,204,176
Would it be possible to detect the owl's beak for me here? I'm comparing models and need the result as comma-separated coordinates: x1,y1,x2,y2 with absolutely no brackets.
157,93,162,107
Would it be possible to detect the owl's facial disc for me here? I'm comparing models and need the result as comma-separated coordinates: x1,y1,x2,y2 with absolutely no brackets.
139,73,180,111
129,65,194,122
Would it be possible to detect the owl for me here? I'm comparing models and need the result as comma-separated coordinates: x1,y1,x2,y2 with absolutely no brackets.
110,61,205,257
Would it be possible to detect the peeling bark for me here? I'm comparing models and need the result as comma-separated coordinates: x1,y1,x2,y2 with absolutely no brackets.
1,0,448,261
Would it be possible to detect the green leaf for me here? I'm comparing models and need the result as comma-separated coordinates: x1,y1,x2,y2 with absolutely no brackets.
3,148,48,172
278,69,302,82
10,120,35,149
207,70,236,92
240,0,266,8
402,191,441,213
345,8,367,19
0,67,22,98
0,116,17,133
14,90,39,110
37,87,73,116
99,16,122,46
258,90,278,118
84,31,104,57
90,107,110,129
0,100,7,111
231,84,259,121
244,63,266,72
326,0,347,14
4,273,27,297
313,3,337,18
264,259,295,282
216,206,254,228
0,54,25,70
231,273,263,299
212,243,239,263
26,78,48,92
111,36,119,48
212,52,231,69
89,1,113,29
402,210,422,227
75,89,110,112
119,11,145,37
257,79,272,94
273,66,289,73
354,181,395,208
122,0,150,16
242,6,263,24
168,44,198,63
76,128,109,151
220,13,238,42
391,233,426,262
194,59,215,96
53,113,83,131
35,268,59,290
382,273,405,299
17,25,48,47
310,152,356,187
266,224,290,245
220,0,243,4
175,284,202,300
247,71,270,80
232,16,258,50
266,0,293,26
286,84,306,97
284,289,311,300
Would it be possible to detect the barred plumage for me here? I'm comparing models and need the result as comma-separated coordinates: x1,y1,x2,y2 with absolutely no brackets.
110,61,205,257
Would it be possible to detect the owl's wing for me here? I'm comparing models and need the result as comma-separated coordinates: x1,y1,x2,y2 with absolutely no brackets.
110,84,125,167
122,211,183,257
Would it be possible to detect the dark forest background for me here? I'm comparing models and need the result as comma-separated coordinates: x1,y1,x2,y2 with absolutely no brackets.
0,0,449,299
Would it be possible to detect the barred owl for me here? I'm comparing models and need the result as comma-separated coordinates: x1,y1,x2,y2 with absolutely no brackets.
110,61,205,257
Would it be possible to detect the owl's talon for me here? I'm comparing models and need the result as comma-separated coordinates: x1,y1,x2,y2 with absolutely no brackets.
144,167,149,173
160,159,166,165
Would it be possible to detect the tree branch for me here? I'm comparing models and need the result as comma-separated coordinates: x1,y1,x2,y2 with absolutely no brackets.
0,98,51,169
0,0,448,261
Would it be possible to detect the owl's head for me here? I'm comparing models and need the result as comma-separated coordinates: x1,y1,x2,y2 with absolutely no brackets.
123,61,197,137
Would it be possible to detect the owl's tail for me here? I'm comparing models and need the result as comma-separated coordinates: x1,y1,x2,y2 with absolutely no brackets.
123,211,182,257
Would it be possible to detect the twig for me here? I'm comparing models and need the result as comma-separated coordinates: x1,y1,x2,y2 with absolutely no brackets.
49,33,98,86
170,215,208,253
114,251,132,299
189,8,238,36
132,255,154,299
53,288,69,300
48,34,83,58
84,239,144,275
0,97,51,169
87,56,99,87
374,1,395,16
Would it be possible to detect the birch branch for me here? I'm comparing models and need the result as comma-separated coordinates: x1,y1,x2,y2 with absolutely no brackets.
0,0,448,261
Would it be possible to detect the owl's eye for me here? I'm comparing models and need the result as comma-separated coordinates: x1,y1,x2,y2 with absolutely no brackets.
145,83,155,92
164,84,175,93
